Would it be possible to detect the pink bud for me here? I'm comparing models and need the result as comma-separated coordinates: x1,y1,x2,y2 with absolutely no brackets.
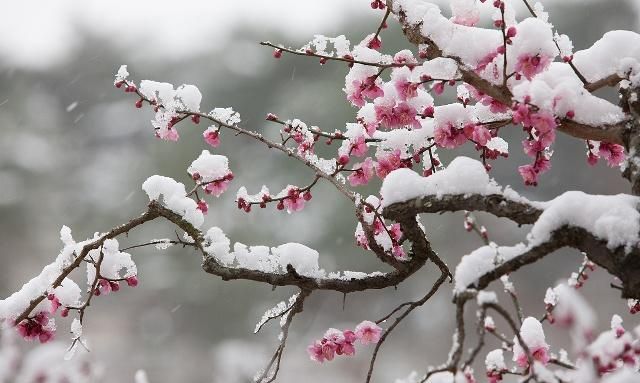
126,276,139,287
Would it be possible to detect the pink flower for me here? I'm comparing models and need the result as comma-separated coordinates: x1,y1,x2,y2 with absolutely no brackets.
512,103,532,126
15,312,55,343
434,122,467,149
47,294,61,314
203,129,220,147
394,77,419,101
475,50,499,72
126,276,139,287
464,124,492,146
283,188,305,213
38,330,55,344
350,135,368,157
518,157,551,186
97,279,112,295
392,244,406,259
375,101,421,130
347,77,384,107
375,150,403,179
348,158,375,186
355,320,382,345
204,179,230,197
196,200,209,214
433,81,445,95
529,111,557,134
367,36,382,50
321,341,337,361
599,142,625,167
355,227,369,249
518,164,538,186
156,127,179,142
307,341,325,363
515,54,551,80
515,345,550,368
389,223,402,242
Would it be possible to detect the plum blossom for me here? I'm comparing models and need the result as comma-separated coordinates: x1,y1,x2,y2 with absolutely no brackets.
355,320,382,345
308,321,382,363
348,157,375,186
434,122,467,149
203,126,220,147
598,142,625,167
464,124,492,146
204,178,231,197
375,149,404,179
347,76,384,107
513,317,550,368
282,187,306,213
515,54,551,80
16,312,55,344
374,97,421,130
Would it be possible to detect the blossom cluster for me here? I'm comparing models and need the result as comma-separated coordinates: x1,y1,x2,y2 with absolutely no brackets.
307,320,382,363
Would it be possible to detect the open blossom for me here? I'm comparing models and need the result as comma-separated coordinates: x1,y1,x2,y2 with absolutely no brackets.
599,142,625,167
47,294,61,314
435,122,467,149
513,317,550,368
16,312,55,344
283,187,306,213
529,111,557,134
156,126,179,141
375,149,403,179
308,321,382,363
355,320,382,344
515,54,551,80
203,127,220,147
348,157,375,186
347,76,384,107
464,124,491,146
204,179,230,197
375,100,421,130
350,135,368,157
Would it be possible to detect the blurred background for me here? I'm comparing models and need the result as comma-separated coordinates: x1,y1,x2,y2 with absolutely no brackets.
0,1,639,382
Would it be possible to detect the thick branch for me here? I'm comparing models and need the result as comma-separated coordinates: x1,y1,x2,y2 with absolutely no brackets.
384,192,640,298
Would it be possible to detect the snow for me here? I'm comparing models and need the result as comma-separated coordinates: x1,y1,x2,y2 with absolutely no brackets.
476,290,497,305
273,243,320,276
254,293,299,334
0,226,89,320
66,101,78,112
513,317,548,364
512,63,626,126
139,80,203,113
142,175,204,228
209,107,241,126
573,30,640,84
485,137,508,154
115,64,129,83
454,242,528,293
86,238,136,283
485,349,506,371
527,191,640,250
380,156,503,207
187,150,230,182
174,84,202,112
203,226,323,277
602,368,640,383
135,370,150,383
